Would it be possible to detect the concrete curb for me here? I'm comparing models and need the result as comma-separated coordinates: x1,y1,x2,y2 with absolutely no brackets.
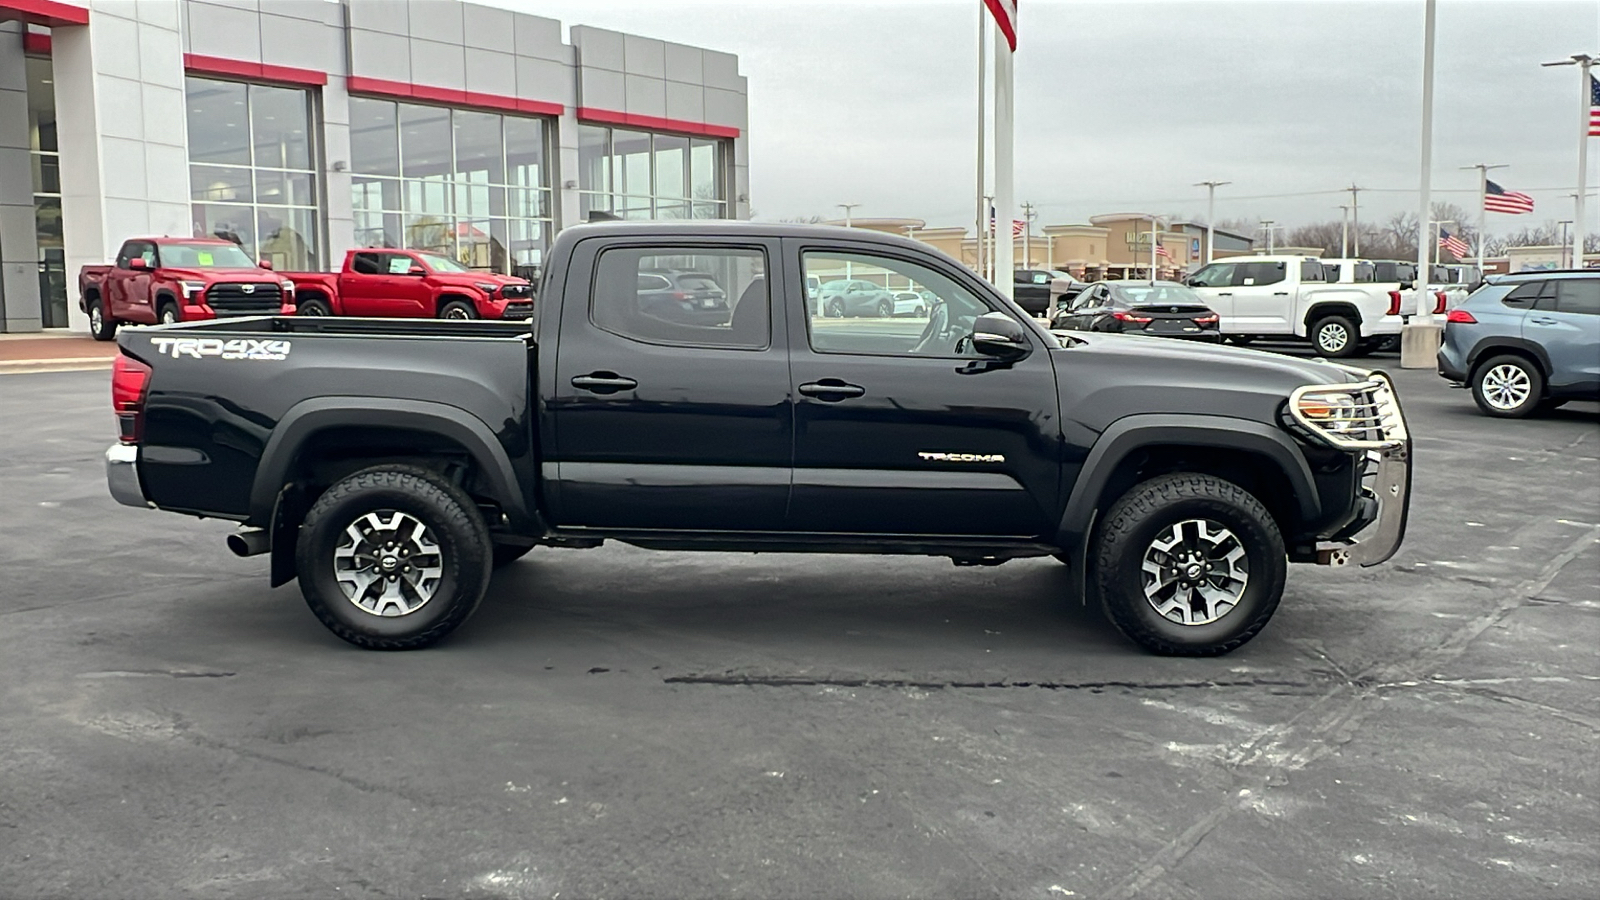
0,358,115,374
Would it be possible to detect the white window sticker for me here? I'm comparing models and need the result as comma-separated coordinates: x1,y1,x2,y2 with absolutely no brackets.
1242,278,1256,286
388,257,412,274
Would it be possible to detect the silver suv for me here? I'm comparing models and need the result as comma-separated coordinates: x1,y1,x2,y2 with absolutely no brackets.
1437,271,1600,417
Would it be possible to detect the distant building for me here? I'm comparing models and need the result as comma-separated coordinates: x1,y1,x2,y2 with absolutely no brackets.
1171,222,1255,263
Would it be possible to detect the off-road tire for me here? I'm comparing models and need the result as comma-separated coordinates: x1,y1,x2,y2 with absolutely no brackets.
1311,315,1359,358
1094,473,1286,656
296,465,491,650
297,297,331,316
492,544,533,568
88,299,117,341
439,299,478,320
1471,354,1544,418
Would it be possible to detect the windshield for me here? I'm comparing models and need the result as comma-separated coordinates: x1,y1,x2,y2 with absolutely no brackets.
160,242,257,268
416,252,472,273
1112,283,1205,306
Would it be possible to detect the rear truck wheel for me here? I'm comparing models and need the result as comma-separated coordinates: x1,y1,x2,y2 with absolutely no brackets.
877,299,893,318
295,465,491,650
1093,473,1286,656
88,299,117,341
157,301,179,325
297,297,331,316
1471,354,1543,418
826,299,845,318
492,544,534,568
439,299,478,320
1312,315,1359,358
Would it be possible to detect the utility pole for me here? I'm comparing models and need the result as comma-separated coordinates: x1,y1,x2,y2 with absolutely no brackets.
1460,163,1508,278
1260,219,1277,254
1194,180,1230,264
1338,205,1352,257
1021,201,1036,268
1402,0,1439,369
1347,184,1365,256
1541,53,1595,272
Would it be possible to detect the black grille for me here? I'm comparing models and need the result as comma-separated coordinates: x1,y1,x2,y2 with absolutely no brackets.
501,284,533,299
500,302,534,319
207,282,282,316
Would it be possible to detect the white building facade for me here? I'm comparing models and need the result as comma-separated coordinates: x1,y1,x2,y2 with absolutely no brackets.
0,0,750,332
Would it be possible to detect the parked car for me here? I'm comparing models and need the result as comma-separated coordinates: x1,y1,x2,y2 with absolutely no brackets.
1185,255,1405,357
104,220,1410,657
1437,270,1600,418
1050,281,1221,342
284,249,534,320
891,291,929,317
1013,269,1054,316
78,237,294,340
817,279,895,317
637,269,731,326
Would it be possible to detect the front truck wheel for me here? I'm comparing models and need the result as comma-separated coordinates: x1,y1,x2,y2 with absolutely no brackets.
1094,473,1286,656
296,465,492,650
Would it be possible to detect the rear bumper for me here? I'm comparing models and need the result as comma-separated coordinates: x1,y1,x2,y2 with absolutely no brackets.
1369,314,1405,336
1436,342,1468,383
105,443,150,508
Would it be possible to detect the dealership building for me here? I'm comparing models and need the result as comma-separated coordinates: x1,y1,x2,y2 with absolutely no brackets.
0,0,749,333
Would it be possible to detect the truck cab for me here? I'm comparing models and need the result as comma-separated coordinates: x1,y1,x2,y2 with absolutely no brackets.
285,249,534,320
78,237,292,340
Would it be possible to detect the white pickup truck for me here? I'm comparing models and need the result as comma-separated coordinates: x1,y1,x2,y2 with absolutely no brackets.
1185,255,1405,357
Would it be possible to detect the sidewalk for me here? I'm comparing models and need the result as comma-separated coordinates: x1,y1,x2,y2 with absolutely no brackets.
0,331,119,373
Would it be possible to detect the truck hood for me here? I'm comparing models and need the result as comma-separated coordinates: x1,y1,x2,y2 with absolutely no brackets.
434,273,531,287
164,268,280,282
1049,332,1371,437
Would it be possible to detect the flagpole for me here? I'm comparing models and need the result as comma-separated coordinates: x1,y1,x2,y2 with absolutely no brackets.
1575,58,1591,269
1461,164,1506,278
975,3,987,277
1402,0,1438,368
993,21,1014,298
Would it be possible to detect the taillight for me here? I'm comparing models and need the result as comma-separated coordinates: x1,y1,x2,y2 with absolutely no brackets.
1387,291,1402,316
1192,314,1219,325
111,354,152,444
1112,311,1153,324
1446,308,1477,324
1433,291,1448,315
672,291,689,301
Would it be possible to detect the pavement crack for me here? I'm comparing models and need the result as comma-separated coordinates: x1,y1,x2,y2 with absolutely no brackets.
663,674,1315,691
79,669,236,679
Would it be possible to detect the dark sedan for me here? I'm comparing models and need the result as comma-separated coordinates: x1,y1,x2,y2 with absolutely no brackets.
637,269,730,326
1050,281,1221,342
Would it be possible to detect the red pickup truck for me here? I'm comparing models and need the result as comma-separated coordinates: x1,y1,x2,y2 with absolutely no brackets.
79,237,294,340
284,249,534,320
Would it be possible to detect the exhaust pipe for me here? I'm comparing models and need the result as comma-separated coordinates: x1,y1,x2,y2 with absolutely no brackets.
227,528,270,557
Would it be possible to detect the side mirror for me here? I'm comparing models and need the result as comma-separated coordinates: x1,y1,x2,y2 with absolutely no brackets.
408,265,426,276
971,312,1031,359
257,259,273,270
1398,280,1413,290
128,258,148,270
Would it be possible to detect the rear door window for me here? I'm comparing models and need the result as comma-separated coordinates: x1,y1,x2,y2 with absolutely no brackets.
1554,279,1600,316
1504,281,1549,308
592,246,769,350
1235,262,1285,287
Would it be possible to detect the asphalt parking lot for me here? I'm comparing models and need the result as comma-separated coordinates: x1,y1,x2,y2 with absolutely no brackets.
2,355,1596,899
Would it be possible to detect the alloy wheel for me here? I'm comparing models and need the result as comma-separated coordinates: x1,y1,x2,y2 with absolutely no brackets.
1140,518,1250,626
1481,363,1532,411
1316,321,1349,354
333,510,444,617
90,306,103,332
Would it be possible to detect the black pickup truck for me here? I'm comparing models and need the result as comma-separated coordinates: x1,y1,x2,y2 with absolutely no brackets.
105,222,1410,655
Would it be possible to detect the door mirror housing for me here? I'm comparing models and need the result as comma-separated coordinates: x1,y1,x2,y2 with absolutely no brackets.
971,312,1031,359
257,259,273,270
408,265,427,276
127,257,148,270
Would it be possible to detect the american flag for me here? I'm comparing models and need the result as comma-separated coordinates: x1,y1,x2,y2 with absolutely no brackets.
989,208,1025,236
985,0,1018,52
1438,229,1470,259
1484,180,1535,214
1590,74,1599,137
1155,243,1173,260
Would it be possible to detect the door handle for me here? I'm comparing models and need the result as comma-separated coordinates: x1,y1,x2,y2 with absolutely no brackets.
1273,291,1289,296
798,379,866,401
1529,316,1558,325
1217,292,1233,296
571,371,638,393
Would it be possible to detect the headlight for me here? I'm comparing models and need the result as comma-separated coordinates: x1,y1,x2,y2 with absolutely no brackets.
474,282,499,296
280,279,295,292
179,281,207,299
1295,391,1357,433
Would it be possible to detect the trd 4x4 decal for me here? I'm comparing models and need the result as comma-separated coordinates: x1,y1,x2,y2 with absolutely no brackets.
149,337,291,361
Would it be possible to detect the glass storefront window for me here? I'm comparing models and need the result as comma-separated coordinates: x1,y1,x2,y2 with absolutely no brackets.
574,124,729,223
346,96,555,276
185,76,320,270
28,55,67,327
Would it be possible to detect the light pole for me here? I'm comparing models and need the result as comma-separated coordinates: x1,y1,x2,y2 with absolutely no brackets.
1541,54,1595,272
1428,219,1455,267
1338,205,1352,257
1260,219,1277,254
1558,220,1574,268
1460,163,1508,278
1347,184,1365,256
837,203,859,277
1021,201,1036,268
981,193,995,280
1194,180,1230,264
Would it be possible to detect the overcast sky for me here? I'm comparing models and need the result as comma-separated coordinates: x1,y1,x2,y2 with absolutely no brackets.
517,0,1598,237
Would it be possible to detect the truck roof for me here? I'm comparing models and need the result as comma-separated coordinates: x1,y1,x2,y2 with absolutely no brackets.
124,236,241,246
560,220,929,252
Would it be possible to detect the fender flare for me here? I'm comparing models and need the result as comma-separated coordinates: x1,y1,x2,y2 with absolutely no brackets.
1053,413,1320,576
1464,336,1552,378
248,396,533,529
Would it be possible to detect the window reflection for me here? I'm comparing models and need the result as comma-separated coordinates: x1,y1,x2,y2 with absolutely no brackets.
575,124,728,222
346,96,553,275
